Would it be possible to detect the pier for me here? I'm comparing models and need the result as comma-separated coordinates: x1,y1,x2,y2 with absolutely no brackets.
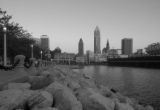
107,56,160,68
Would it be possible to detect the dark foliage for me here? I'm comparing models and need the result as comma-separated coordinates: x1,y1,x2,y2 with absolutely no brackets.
0,8,41,63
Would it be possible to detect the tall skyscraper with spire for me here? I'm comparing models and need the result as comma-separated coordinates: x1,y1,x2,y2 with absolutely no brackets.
106,39,110,51
94,26,101,54
78,38,84,56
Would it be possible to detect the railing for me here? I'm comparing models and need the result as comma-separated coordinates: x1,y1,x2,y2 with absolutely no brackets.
0,55,54,71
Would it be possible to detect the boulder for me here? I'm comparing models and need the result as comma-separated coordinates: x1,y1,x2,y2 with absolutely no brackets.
0,89,34,110
40,71,51,77
28,75,53,89
79,78,97,89
145,105,154,110
3,83,31,90
132,104,146,110
32,107,58,110
67,80,81,91
76,88,115,110
99,85,113,97
115,101,134,110
16,108,24,110
28,91,53,109
45,82,82,110
111,92,128,103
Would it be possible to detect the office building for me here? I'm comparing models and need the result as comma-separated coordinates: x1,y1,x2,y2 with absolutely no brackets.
121,38,133,55
78,38,84,56
40,35,50,51
94,26,101,54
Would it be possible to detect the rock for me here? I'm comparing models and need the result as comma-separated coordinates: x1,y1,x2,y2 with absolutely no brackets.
0,89,33,110
45,82,82,110
111,92,128,103
67,80,81,91
111,88,118,93
3,83,31,90
132,104,146,110
83,73,92,79
41,71,51,77
145,105,154,110
32,107,58,110
77,88,115,110
28,91,53,109
79,78,97,89
28,75,53,89
99,86,113,97
115,101,134,110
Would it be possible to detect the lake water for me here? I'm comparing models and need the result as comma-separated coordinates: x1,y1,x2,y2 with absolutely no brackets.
73,65,160,110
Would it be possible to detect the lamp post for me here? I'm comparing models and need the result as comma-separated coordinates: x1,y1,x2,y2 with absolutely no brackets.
40,51,42,60
3,26,7,66
30,44,33,58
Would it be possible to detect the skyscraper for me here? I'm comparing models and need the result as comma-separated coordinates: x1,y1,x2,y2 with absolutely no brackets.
106,39,110,51
94,26,101,54
78,38,84,56
121,38,133,55
40,35,50,51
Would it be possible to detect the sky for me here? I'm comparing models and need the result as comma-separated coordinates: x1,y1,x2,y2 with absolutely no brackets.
0,0,160,53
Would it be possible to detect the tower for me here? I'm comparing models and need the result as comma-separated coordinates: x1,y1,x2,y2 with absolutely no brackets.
94,26,101,54
106,39,110,51
40,35,50,51
78,38,84,56
121,38,133,55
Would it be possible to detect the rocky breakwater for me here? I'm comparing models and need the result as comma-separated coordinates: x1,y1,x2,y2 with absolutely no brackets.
0,63,155,110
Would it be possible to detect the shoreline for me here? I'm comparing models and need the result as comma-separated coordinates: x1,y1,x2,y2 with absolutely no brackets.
0,65,154,110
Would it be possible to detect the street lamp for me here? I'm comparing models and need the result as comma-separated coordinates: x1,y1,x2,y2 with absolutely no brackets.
40,51,42,60
3,26,7,66
30,44,33,58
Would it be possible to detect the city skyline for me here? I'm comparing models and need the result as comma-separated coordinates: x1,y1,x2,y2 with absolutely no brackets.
0,0,160,53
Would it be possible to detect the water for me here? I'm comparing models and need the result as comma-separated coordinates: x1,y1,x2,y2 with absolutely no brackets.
73,65,160,110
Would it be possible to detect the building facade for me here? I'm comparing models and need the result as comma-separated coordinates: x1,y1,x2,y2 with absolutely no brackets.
40,35,50,51
78,38,84,56
121,38,133,55
94,26,101,54
86,50,95,63
54,53,76,64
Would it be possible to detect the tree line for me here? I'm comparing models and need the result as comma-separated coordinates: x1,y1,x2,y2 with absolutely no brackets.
0,8,41,63
0,8,62,64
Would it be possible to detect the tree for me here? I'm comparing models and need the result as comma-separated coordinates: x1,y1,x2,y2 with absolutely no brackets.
0,8,41,63
50,47,61,59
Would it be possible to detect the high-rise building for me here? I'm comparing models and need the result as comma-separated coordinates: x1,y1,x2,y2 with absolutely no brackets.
121,38,133,55
106,39,110,51
40,35,50,51
94,26,101,54
78,38,84,56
